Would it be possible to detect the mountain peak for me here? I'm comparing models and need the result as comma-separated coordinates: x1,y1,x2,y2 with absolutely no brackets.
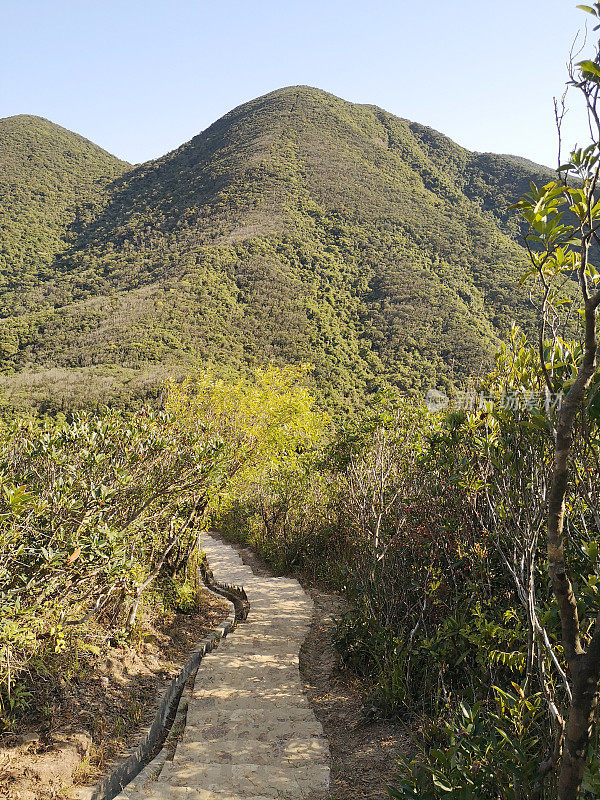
0,113,129,165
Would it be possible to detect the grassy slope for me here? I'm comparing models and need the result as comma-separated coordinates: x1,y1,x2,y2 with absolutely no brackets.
0,89,555,411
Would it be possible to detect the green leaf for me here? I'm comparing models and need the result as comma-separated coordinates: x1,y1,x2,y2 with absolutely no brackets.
432,776,455,792
578,59,600,80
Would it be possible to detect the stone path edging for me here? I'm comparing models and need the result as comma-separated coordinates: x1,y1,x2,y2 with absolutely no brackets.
88,564,239,800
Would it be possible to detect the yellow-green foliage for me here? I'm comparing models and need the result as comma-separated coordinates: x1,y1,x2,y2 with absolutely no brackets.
164,364,328,502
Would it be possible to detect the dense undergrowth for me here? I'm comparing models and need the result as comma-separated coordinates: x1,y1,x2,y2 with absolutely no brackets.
213,327,600,799
4,331,600,797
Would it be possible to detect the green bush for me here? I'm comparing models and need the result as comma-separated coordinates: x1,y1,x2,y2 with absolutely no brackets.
389,690,550,799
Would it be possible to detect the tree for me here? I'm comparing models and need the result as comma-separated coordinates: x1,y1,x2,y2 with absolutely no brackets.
513,4,600,796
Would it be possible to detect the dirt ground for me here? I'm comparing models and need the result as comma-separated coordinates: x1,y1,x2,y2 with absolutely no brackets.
214,532,412,800
300,591,412,800
0,589,229,800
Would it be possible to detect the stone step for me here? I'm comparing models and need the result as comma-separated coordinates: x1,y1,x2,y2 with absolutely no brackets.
166,762,330,796
184,704,321,728
194,659,302,678
132,789,281,800
178,719,324,744
170,735,328,765
191,688,309,707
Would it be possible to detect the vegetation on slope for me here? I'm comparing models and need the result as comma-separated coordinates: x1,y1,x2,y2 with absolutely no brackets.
0,91,556,411
0,115,128,294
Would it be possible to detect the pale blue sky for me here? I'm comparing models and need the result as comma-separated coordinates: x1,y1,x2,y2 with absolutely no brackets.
0,1,593,167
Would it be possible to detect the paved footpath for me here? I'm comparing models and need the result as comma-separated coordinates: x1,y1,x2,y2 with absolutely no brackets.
116,533,330,800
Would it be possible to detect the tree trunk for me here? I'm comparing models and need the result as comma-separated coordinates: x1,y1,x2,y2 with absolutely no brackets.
558,655,600,799
549,301,600,799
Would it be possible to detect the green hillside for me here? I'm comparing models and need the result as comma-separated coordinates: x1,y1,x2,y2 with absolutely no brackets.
0,115,129,294
0,88,554,411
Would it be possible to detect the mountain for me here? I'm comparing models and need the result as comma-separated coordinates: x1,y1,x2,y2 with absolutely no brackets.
0,88,556,412
0,115,129,290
